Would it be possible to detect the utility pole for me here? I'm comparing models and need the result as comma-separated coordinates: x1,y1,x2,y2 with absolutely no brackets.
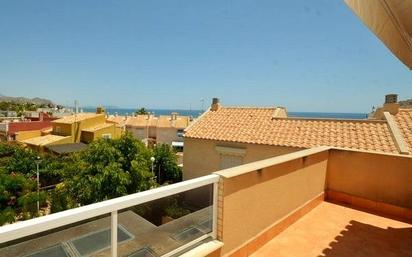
35,156,41,213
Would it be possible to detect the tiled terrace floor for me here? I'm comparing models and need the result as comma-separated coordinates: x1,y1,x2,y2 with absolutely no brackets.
252,201,412,257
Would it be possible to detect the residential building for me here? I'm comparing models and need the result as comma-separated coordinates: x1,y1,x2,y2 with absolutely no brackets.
156,113,190,147
106,115,128,129
125,113,191,149
1,146,412,257
20,111,123,152
183,97,412,180
0,112,55,142
125,114,158,146
1,1,412,257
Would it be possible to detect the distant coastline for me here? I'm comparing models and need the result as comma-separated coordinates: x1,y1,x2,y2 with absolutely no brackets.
83,107,368,120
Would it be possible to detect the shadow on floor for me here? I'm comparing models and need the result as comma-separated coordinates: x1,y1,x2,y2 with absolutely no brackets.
319,220,412,257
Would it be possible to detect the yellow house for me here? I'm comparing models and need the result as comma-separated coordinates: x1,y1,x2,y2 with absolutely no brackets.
81,123,121,143
21,112,123,151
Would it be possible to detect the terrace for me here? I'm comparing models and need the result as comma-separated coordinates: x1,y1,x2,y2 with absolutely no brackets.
0,146,412,257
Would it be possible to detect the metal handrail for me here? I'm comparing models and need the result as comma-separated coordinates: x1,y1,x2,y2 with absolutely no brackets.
0,174,220,244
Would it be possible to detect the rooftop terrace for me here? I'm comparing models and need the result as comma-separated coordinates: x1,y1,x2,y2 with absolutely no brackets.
0,146,411,257
252,201,412,257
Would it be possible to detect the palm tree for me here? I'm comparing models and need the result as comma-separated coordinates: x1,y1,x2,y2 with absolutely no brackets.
135,108,149,115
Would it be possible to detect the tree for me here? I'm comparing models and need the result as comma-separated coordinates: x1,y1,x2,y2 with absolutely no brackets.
0,171,46,225
135,107,149,115
60,133,155,207
153,144,182,184
5,146,37,176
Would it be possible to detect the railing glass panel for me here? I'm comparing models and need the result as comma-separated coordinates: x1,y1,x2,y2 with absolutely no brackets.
117,184,213,257
0,174,219,257
0,213,111,257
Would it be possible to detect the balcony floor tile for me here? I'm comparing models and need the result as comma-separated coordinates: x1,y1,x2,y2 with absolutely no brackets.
251,202,412,257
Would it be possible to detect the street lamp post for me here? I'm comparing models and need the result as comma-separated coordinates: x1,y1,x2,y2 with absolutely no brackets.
35,156,41,213
150,156,155,181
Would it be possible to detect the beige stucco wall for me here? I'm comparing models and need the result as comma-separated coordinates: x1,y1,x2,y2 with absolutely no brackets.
127,126,147,140
183,138,302,180
216,149,328,255
156,127,182,145
327,149,412,208
148,126,156,138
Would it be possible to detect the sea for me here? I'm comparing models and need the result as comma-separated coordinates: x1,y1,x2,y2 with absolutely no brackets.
83,108,368,120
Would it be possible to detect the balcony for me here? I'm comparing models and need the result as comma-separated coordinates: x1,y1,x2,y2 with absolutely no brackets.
251,201,412,257
1,146,412,256
0,175,220,257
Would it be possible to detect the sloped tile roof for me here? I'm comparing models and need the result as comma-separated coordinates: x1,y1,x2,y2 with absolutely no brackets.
125,115,158,127
81,123,113,132
394,109,412,153
107,116,127,126
185,107,399,154
157,115,190,128
21,135,70,146
52,113,103,124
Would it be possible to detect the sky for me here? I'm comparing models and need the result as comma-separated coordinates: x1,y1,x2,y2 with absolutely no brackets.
0,0,411,112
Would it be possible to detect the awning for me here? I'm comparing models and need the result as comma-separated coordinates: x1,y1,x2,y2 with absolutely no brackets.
345,0,412,69
171,141,184,147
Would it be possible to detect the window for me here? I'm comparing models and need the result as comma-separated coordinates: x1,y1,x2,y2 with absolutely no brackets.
102,133,112,139
215,146,246,169
177,129,184,138
220,154,243,169
54,126,61,134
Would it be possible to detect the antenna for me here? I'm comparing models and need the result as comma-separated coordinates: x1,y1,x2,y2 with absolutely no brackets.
74,100,78,123
200,99,205,111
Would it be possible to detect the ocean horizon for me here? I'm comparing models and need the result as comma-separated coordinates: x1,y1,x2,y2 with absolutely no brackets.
83,107,368,120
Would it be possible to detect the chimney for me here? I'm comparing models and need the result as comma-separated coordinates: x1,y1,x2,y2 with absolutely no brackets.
385,94,398,104
39,112,44,121
171,112,178,120
372,94,400,119
383,93,400,115
211,98,221,111
96,106,105,114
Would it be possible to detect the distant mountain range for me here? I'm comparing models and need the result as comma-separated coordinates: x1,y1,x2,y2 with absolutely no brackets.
399,99,412,108
0,94,55,105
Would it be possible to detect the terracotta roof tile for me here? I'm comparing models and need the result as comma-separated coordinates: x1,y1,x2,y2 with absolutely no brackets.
125,115,158,127
185,107,399,154
107,116,127,126
52,113,103,124
394,109,412,153
157,116,190,128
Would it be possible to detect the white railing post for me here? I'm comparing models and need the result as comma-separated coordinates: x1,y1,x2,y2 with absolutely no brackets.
111,211,118,257
212,181,219,239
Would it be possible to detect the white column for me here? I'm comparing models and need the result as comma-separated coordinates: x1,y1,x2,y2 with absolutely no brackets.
111,211,118,257
212,181,219,239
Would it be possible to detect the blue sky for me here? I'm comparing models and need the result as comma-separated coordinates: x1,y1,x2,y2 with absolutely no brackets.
0,0,411,112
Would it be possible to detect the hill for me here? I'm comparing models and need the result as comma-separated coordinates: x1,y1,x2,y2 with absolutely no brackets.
0,94,54,106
